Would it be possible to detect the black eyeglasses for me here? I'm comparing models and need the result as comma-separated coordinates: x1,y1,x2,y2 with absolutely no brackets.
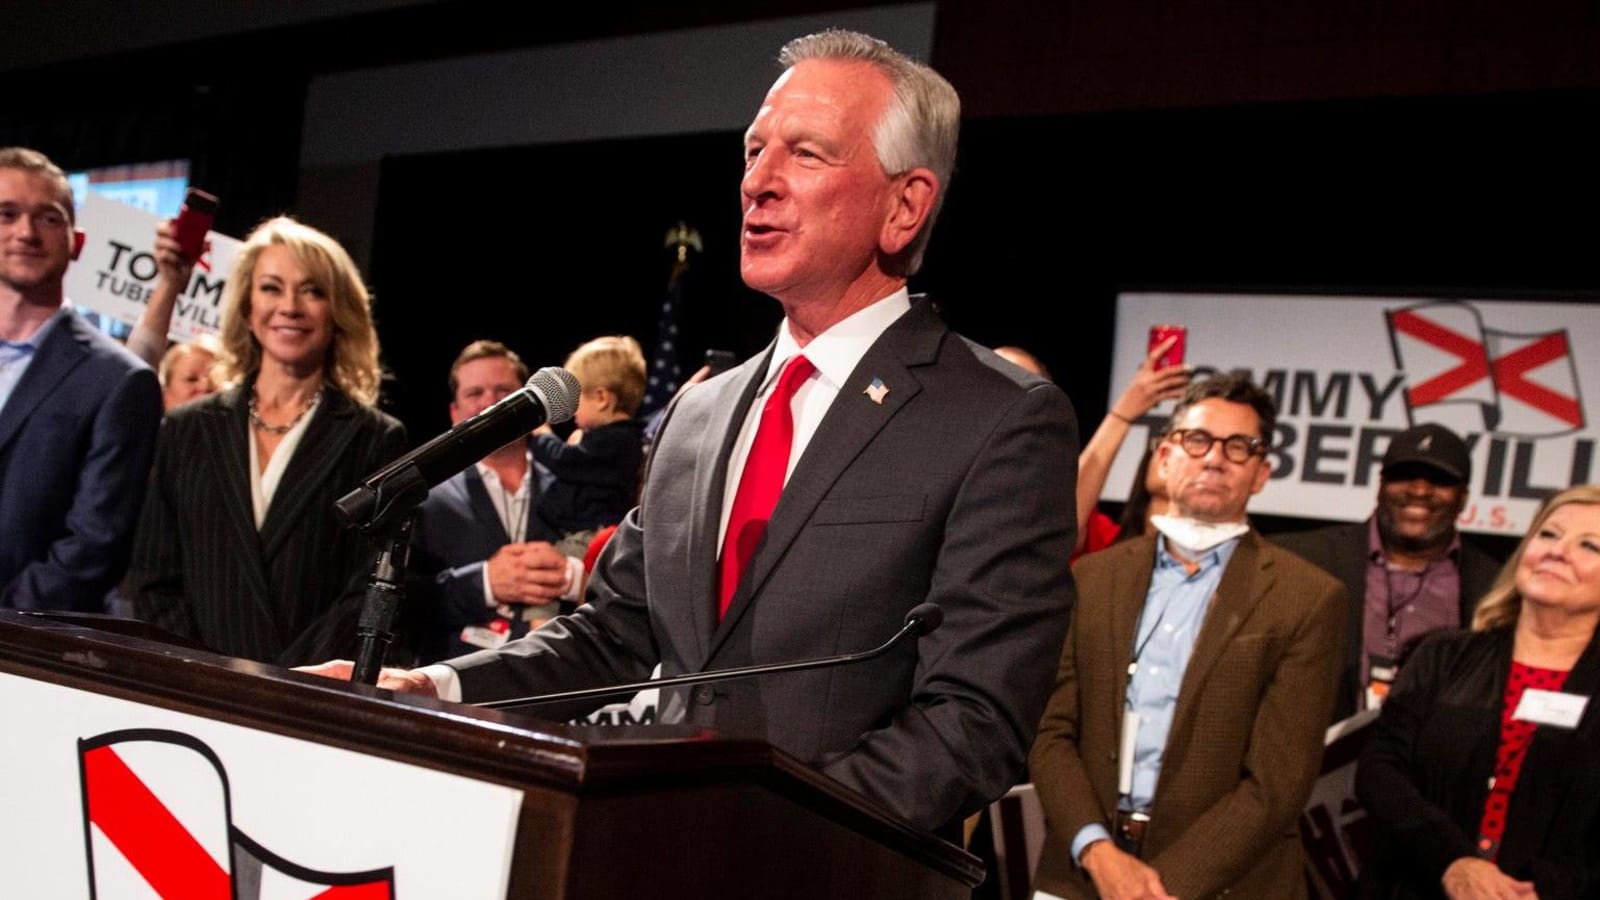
1168,428,1267,463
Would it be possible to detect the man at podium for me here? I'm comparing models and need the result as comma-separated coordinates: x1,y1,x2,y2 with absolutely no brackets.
307,28,1078,837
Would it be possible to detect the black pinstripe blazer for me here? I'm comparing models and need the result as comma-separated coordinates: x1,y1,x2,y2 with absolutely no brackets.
128,382,407,667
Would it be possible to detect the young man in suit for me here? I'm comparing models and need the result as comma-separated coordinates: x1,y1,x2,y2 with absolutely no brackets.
306,29,1079,836
1272,422,1503,723
410,339,581,661
1029,373,1347,900
0,147,161,612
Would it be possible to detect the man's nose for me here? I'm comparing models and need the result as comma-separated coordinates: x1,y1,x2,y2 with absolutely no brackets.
12,213,39,240
741,148,783,200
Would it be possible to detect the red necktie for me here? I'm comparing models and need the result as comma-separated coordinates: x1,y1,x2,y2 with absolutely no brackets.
719,354,815,618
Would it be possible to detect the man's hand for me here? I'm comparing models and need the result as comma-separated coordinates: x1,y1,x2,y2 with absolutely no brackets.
294,660,439,698
1080,840,1178,900
486,541,571,604
1441,858,1537,900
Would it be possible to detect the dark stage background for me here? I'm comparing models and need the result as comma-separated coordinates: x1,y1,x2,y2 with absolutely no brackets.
368,88,1600,482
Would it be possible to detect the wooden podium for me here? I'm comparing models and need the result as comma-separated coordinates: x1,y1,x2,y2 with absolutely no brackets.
0,610,981,898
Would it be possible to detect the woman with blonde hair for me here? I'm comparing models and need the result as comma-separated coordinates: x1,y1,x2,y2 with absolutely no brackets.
129,216,407,666
1356,484,1600,899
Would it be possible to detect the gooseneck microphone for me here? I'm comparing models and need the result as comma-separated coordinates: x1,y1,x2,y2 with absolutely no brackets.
336,366,581,534
474,603,945,711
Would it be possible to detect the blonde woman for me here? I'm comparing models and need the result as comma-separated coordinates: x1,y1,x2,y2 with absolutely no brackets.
129,217,407,666
1357,484,1600,899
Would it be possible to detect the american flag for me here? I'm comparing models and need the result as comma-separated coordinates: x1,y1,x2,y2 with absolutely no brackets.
639,222,702,418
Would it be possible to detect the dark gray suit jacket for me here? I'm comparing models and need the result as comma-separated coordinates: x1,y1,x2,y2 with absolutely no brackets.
128,383,407,666
448,298,1079,833
1271,519,1504,722
0,309,161,612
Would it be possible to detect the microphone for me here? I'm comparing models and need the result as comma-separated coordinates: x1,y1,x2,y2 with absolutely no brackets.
474,603,944,711
336,366,581,533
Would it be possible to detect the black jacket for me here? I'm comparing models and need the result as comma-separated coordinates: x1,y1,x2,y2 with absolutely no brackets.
1355,627,1600,900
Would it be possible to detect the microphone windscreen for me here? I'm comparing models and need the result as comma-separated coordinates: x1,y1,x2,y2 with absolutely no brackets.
527,366,581,424
905,603,944,635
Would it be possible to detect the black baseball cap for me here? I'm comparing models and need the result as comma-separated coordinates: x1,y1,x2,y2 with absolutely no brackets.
1381,423,1471,485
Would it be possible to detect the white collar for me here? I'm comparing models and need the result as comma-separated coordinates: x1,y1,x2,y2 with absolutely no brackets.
761,288,911,394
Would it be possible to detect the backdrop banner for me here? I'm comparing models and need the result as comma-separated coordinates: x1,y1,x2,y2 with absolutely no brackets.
65,193,242,344
1109,291,1598,536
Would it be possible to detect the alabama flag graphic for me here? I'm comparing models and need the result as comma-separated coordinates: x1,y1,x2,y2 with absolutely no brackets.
1387,300,1585,438
79,729,395,899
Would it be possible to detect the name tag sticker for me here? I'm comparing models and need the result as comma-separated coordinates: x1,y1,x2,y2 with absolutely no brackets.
1512,689,1589,728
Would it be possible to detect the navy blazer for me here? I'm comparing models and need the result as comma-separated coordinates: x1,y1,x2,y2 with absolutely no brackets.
448,298,1079,833
1356,627,1600,899
409,458,564,662
0,309,161,612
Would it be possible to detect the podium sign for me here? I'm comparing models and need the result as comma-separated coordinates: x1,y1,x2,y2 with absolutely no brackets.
0,612,980,899
1,673,522,899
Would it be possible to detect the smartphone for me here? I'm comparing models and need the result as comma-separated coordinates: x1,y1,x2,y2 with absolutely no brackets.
1148,324,1186,369
173,188,219,263
704,349,737,376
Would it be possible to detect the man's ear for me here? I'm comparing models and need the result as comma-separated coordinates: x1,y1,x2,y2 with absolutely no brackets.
71,229,86,260
878,168,938,257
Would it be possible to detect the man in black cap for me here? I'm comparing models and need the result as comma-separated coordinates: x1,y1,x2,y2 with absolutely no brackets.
1273,423,1504,723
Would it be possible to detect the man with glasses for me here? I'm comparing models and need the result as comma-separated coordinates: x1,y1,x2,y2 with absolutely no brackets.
1029,372,1346,900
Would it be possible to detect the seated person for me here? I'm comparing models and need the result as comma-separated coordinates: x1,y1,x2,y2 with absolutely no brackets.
531,335,647,558
1356,484,1600,899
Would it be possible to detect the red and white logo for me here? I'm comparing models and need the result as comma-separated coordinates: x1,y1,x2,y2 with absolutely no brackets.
1388,300,1585,438
79,729,395,899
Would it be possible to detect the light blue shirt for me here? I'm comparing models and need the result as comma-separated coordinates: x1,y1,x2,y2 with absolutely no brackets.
1071,534,1241,864
0,309,64,414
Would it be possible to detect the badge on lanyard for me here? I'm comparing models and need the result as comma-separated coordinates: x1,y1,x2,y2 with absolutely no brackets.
1366,653,1398,711
460,616,511,650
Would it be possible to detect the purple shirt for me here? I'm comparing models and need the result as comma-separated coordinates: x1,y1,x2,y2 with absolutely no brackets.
1360,516,1463,709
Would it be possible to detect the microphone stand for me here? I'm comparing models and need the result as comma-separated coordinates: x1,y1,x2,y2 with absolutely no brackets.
350,514,415,685
474,611,933,711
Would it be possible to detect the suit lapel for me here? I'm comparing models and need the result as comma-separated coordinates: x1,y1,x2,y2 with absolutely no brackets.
709,302,941,657
686,351,771,662
1166,532,1272,747
202,386,285,647
0,310,88,454
1109,536,1160,725
260,387,361,559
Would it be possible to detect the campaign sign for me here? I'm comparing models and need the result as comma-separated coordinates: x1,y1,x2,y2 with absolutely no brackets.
64,193,242,344
0,673,523,899
1107,292,1600,536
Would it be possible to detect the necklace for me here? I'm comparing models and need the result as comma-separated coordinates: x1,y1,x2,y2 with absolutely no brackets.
249,391,318,435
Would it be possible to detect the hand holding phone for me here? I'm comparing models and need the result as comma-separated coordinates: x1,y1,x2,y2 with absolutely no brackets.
173,188,219,263
1148,324,1186,370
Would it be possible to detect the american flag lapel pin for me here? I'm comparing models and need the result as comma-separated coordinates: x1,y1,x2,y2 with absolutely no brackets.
864,377,889,405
